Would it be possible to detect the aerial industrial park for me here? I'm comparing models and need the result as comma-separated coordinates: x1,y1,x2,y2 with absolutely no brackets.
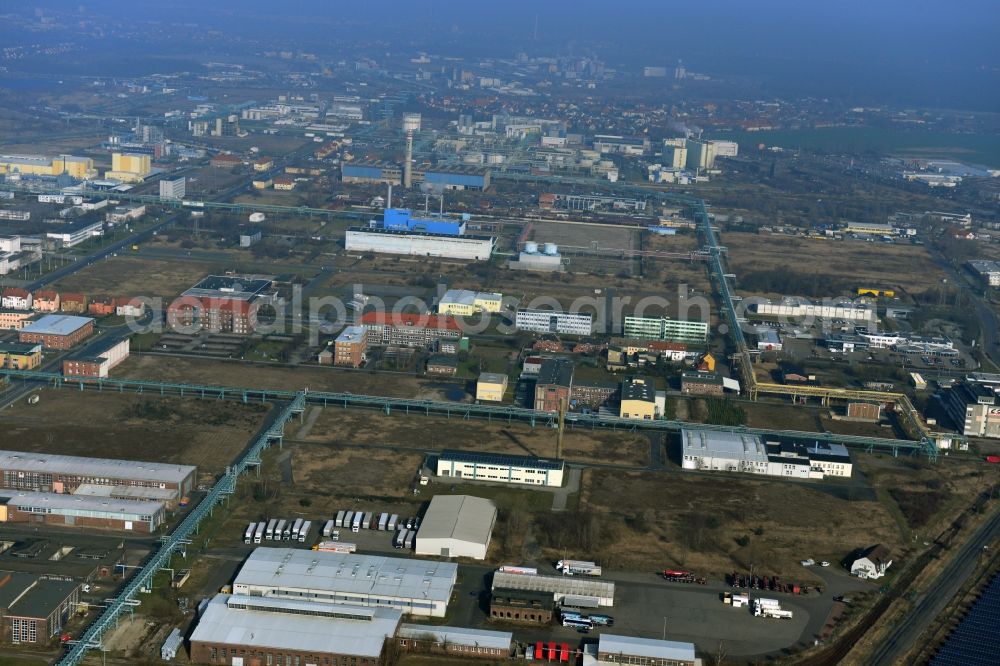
0,2,998,666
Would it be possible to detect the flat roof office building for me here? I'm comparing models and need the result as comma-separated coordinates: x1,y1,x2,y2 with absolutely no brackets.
232,549,458,617
436,450,564,487
515,309,593,335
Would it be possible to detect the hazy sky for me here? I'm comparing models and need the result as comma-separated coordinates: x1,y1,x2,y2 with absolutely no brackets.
10,0,1000,110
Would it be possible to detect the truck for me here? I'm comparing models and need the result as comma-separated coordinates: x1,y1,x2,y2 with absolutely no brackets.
244,523,256,544
378,513,389,531
589,614,614,626
723,592,750,608
313,541,356,553
275,519,287,540
335,510,347,528
662,569,707,584
282,522,292,540
755,602,793,619
322,520,335,538
364,511,375,529
291,518,304,540
351,512,363,533
394,530,407,549
298,521,312,543
388,514,399,531
556,560,602,576
499,566,538,576
344,511,355,530
253,523,265,544
404,530,415,550
265,518,278,540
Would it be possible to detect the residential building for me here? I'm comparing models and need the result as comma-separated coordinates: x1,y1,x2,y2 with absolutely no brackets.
87,296,116,317
333,325,368,367
619,376,657,419
62,336,131,379
680,371,724,396
166,275,273,335
160,176,187,200
360,312,462,348
105,204,145,224
623,316,709,344
209,154,242,169
438,289,503,316
414,495,497,560
436,450,565,487
18,314,94,349
849,544,892,579
30,290,59,313
252,157,274,172
426,354,458,375
0,573,79,645
0,492,165,532
534,359,574,412
273,177,295,191
115,297,145,317
944,382,1000,438
397,624,512,659
1,288,32,311
516,309,593,336
0,311,36,331
232,548,458,617
190,595,401,666
59,293,87,314
476,372,508,402
0,342,42,370
584,634,697,666
251,177,272,189
46,220,104,248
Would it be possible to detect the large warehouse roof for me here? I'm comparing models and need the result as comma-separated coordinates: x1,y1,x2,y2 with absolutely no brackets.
416,495,497,545
491,571,615,600
598,634,696,662
398,624,512,651
0,450,196,486
0,491,164,518
191,595,401,658
233,548,458,603
20,314,93,336
681,429,767,461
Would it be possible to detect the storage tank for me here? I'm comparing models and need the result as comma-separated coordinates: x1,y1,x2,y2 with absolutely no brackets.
524,241,539,254
543,243,559,256
249,212,266,223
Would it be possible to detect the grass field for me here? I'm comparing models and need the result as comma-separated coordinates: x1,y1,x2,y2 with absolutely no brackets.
50,256,212,299
2,390,268,481
723,231,947,298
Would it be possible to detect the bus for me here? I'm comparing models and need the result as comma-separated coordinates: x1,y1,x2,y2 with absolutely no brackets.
561,617,593,629
244,523,256,544
253,523,265,544
589,614,614,626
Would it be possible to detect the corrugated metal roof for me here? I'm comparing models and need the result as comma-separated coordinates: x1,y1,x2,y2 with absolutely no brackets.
190,595,401,658
233,549,457,603
491,571,615,600
0,450,195,485
598,634,696,661
398,624,512,650
20,314,93,336
415,495,497,545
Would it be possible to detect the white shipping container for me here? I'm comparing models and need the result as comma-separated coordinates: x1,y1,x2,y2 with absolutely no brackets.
378,512,389,531
244,523,256,544
335,510,346,528
291,518,304,539
388,514,399,531
322,520,335,537
275,519,287,540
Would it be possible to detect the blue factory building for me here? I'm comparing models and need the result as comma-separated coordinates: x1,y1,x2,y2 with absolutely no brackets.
382,208,466,236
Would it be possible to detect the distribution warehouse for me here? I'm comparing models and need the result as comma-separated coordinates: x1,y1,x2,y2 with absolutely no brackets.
232,549,459,617
414,494,498,560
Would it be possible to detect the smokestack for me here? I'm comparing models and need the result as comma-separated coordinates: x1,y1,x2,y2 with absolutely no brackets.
403,130,413,188
387,183,393,209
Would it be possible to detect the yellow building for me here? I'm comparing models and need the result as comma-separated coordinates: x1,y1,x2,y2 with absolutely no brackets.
619,376,657,420
0,342,43,370
438,289,503,316
252,178,273,190
476,372,508,402
104,153,151,182
0,154,96,179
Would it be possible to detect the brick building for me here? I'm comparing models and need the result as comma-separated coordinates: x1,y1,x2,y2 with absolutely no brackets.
680,371,725,396
333,325,369,367
533,358,574,412
489,589,554,624
62,336,131,379
0,573,79,645
360,312,462,349
87,297,115,317
18,314,94,350
0,492,165,532
166,275,273,335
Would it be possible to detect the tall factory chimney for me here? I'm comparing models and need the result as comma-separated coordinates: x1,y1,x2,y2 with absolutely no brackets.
403,130,413,188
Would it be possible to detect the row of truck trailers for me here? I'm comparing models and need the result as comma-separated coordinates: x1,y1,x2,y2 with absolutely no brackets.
244,518,313,545
244,512,418,550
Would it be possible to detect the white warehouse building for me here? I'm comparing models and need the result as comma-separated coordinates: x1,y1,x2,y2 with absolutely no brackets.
752,297,875,322
415,495,497,561
515,308,593,335
681,429,852,479
232,548,458,617
345,227,495,261
436,450,565,487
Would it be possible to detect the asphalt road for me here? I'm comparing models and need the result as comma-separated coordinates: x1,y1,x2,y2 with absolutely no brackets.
869,506,1000,666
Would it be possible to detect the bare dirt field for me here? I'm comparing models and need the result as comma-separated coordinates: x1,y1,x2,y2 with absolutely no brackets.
50,256,211,299
279,442,425,500
118,354,429,397
530,219,639,250
300,408,650,467
723,231,947,298
1,390,268,481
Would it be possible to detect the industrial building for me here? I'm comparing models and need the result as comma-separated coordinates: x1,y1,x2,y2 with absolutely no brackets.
397,624,512,659
618,376,659,420
476,372,508,402
342,163,491,190
167,275,274,335
438,289,503,316
515,308,593,335
755,327,783,351
680,430,852,479
508,242,564,272
232,549,458,617
752,297,876,322
62,335,131,379
968,260,1000,287
360,312,462,348
943,382,1000,438
491,570,615,607
0,449,197,504
105,204,145,224
190,595,401,666
0,573,79,645
0,154,96,179
45,220,104,248
0,491,165,532
488,588,555,624
104,152,151,183
680,371,726,396
583,634,697,666
18,314,94,349
534,358,575,412
622,316,709,345
0,342,42,370
414,494,497,561
158,177,186,200
345,227,495,261
436,450,565,487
